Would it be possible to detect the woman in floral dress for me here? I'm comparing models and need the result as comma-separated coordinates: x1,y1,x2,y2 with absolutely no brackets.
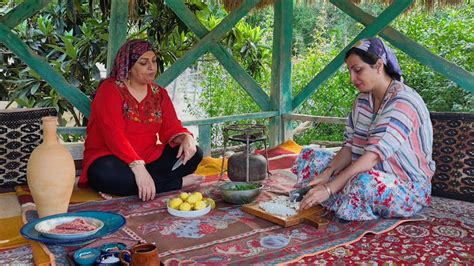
296,38,435,220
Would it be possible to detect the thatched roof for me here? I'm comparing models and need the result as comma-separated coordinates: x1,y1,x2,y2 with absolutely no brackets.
220,0,465,12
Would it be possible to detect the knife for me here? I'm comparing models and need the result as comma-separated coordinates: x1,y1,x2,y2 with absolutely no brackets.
171,157,183,171
288,185,314,202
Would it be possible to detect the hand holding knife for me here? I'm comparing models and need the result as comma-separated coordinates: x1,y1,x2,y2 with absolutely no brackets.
288,185,314,202
171,157,184,171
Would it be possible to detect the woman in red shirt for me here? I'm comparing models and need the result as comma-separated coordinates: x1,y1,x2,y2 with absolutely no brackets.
80,40,203,201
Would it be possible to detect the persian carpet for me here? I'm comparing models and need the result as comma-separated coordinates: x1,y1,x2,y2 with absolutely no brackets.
290,196,474,265
23,169,424,265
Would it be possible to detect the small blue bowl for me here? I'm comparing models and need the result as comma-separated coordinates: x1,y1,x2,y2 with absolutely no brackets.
73,248,101,266
100,242,126,255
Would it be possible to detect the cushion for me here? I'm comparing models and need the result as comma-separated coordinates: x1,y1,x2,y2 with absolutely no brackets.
0,108,57,187
430,112,474,202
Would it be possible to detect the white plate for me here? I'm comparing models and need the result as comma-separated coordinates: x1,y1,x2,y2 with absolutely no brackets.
167,204,211,218
34,216,104,240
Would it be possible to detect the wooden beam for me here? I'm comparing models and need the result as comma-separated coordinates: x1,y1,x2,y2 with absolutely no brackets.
164,0,269,110
210,44,270,110
292,0,413,110
182,111,278,126
0,24,91,116
283,114,347,124
332,0,474,93
0,0,51,29
57,111,279,135
106,0,129,75
157,0,260,87
269,0,294,146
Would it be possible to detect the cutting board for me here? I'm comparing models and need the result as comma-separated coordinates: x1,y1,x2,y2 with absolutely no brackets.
241,202,329,228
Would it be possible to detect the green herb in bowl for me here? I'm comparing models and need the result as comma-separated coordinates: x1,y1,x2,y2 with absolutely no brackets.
229,183,260,191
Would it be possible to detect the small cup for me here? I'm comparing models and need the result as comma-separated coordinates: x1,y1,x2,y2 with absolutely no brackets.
119,243,160,266
73,248,101,266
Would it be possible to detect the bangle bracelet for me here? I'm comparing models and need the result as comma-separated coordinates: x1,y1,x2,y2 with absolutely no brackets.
324,184,333,197
129,160,145,168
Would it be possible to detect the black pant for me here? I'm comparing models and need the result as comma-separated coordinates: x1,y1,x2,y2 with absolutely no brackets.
87,145,203,196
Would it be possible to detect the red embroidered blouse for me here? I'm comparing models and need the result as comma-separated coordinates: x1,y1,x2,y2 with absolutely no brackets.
79,78,190,185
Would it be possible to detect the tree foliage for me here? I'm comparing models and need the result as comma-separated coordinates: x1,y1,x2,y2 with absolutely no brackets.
193,2,473,146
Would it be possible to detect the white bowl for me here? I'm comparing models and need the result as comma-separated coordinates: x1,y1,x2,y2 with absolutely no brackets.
34,216,104,240
167,204,211,218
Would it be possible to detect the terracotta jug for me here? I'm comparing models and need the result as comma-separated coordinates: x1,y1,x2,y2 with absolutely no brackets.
27,116,75,218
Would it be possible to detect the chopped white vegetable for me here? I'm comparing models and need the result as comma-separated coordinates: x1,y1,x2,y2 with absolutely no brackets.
259,196,299,217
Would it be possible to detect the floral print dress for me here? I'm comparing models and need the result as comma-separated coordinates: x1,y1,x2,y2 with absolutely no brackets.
291,81,435,220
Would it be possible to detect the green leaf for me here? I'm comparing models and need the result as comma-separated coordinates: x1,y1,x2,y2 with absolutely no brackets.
30,83,41,95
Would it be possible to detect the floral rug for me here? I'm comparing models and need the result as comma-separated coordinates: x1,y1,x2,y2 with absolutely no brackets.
290,196,474,264
21,170,424,265
9,195,473,265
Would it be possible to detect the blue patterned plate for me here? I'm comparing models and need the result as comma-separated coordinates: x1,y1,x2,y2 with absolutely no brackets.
20,211,126,246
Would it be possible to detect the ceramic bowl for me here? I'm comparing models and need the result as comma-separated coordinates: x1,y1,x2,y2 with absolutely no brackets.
218,181,262,204
167,204,211,218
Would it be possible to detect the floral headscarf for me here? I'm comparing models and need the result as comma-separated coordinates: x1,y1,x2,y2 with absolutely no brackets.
109,39,155,81
353,38,402,79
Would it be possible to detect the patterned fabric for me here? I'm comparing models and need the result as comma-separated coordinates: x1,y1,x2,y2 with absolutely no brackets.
291,196,474,265
0,246,33,264
344,80,435,182
430,112,474,202
115,80,163,123
8,196,471,265
291,145,334,185
23,173,423,265
0,108,57,187
296,148,431,220
109,39,155,81
353,38,402,78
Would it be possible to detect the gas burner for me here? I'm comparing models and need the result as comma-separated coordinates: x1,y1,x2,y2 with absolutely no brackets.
220,124,270,183
224,124,267,143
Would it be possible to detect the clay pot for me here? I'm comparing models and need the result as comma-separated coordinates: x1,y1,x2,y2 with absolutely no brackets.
27,116,75,218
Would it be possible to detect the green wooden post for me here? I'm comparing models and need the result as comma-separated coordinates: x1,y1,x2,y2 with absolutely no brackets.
332,0,474,93
269,0,293,147
0,24,91,116
164,0,270,110
292,0,413,110
106,0,129,76
0,0,51,29
198,124,212,156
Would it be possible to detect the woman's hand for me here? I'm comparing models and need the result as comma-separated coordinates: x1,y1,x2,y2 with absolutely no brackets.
177,134,197,165
131,165,156,201
299,185,331,211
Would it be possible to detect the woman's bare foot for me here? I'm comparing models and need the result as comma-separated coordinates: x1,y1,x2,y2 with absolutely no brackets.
182,174,205,190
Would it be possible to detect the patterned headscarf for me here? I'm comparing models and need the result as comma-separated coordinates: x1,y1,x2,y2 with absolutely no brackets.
109,39,156,81
353,38,402,79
